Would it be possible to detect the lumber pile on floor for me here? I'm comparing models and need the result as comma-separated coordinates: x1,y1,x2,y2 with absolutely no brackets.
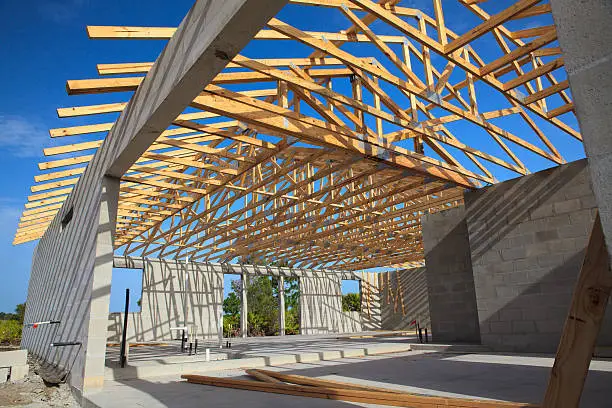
182,369,538,407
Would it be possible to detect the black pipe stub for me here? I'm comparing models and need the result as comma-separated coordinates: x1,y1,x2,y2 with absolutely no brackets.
50,341,82,347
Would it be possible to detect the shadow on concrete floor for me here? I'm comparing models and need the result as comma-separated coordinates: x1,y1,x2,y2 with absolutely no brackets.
90,351,612,407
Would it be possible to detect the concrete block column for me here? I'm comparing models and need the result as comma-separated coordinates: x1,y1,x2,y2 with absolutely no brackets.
551,0,612,257
82,176,119,394
240,273,248,338
421,206,481,343
278,276,286,336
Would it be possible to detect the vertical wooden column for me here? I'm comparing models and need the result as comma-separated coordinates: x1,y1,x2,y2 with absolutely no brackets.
543,213,612,407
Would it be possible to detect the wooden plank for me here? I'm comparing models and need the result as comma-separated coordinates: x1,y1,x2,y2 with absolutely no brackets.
503,58,564,91
480,31,557,76
547,103,574,119
87,25,408,43
250,369,406,393
245,369,283,384
445,0,542,54
542,213,612,407
509,25,555,40
96,58,352,75
182,374,536,407
509,4,552,20
522,80,570,105
66,69,353,95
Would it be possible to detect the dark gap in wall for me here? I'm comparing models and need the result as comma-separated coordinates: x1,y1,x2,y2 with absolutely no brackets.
60,207,73,231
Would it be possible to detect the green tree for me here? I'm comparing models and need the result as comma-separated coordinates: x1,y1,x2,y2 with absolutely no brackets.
342,293,361,312
223,292,241,316
15,303,25,324
247,276,278,336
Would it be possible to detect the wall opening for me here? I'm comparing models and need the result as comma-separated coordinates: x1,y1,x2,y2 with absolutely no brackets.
341,279,361,312
223,273,242,338
247,275,280,336
110,268,143,313
60,207,73,231
282,277,300,335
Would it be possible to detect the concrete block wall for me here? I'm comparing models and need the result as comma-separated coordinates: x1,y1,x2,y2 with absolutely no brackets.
551,0,612,260
465,159,612,352
422,206,481,343
21,176,119,395
108,258,223,342
379,268,430,331
358,272,382,331
300,270,362,334
109,258,362,340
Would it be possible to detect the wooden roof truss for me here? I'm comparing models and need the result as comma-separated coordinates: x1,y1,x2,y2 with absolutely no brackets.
14,0,580,271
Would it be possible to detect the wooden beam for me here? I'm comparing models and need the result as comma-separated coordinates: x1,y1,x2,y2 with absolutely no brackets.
543,213,612,407
182,374,536,407
66,69,352,95
445,0,542,54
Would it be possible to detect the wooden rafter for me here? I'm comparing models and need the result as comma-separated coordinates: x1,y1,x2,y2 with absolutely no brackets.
14,0,582,271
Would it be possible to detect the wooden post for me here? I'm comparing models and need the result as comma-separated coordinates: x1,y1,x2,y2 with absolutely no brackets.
542,212,612,407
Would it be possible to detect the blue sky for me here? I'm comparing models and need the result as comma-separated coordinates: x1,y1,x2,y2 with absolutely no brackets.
0,0,585,312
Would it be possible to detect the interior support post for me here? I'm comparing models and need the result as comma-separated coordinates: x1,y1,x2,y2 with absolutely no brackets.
542,213,612,407
278,276,286,336
241,273,248,338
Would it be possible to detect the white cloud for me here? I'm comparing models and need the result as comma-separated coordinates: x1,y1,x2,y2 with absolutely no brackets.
38,0,86,24
0,115,49,158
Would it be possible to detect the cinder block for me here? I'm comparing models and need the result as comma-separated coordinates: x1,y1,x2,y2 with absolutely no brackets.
499,308,522,321
9,364,28,381
529,204,555,220
501,247,526,261
512,320,536,334
0,368,8,383
0,350,27,367
554,199,582,215
534,230,559,243
490,321,512,334
536,319,564,334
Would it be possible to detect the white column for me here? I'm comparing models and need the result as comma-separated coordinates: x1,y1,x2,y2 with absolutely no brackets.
278,276,286,336
241,273,248,338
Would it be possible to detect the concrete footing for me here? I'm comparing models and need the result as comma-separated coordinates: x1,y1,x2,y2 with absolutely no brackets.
0,349,28,383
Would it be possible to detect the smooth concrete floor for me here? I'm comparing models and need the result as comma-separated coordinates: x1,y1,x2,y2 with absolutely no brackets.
105,332,420,366
89,349,612,407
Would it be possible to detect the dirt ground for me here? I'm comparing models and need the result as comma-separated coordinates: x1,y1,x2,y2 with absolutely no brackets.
0,358,79,407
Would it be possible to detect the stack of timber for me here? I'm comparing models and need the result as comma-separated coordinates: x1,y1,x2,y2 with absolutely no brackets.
182,368,537,407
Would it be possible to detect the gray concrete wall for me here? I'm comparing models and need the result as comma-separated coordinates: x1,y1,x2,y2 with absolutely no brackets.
422,206,481,343
21,176,119,394
108,259,223,342
465,159,612,352
379,268,430,331
551,0,612,260
109,258,362,339
20,0,288,397
358,272,382,331
300,270,362,334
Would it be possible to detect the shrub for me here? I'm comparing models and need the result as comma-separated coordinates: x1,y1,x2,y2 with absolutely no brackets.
0,320,22,345
342,293,361,312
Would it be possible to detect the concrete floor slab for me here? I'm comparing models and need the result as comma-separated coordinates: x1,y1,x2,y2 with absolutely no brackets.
87,348,612,407
104,333,437,381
